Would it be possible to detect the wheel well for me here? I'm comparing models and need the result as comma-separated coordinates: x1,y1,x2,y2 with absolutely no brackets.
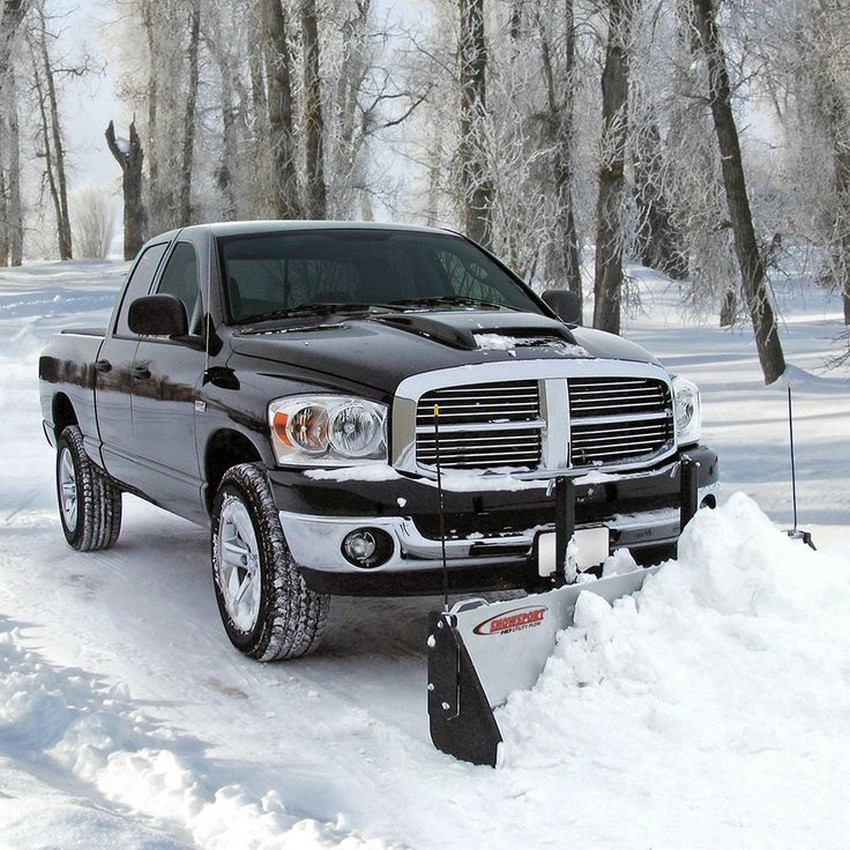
204,430,263,514
52,394,77,439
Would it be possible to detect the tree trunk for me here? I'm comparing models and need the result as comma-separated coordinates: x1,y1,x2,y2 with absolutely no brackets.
261,0,301,219
829,94,850,325
0,0,27,88
6,65,22,266
33,7,72,260
633,116,687,279
691,0,786,384
106,120,146,260
334,1,370,218
302,0,327,219
217,62,238,221
538,2,582,303
808,0,850,325
0,166,7,266
719,285,738,326
509,0,525,41
458,0,494,249
178,0,201,227
140,0,163,230
1,0,27,266
593,0,633,335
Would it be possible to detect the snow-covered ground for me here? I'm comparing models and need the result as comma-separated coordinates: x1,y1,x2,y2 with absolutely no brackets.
1,259,848,849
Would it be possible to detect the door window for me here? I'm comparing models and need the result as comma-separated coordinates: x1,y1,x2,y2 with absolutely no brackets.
157,242,202,334
114,242,169,337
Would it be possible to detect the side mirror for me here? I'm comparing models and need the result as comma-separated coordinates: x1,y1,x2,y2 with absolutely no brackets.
541,289,582,325
128,294,189,337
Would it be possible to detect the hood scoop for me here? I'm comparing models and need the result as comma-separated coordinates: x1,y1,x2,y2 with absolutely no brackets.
372,311,582,352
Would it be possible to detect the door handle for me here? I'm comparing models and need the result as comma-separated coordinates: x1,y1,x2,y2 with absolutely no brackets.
95,359,112,373
133,365,152,380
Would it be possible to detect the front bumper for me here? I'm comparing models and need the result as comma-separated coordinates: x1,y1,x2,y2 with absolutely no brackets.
270,445,719,596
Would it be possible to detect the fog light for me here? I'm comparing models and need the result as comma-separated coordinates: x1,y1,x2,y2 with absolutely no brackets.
341,528,393,568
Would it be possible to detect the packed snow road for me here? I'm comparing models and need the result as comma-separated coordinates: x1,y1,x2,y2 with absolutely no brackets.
1,261,850,849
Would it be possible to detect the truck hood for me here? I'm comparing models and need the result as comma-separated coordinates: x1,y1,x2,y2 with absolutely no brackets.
226,310,660,396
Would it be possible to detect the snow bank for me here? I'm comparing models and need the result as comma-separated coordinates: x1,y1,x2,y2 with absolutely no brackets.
496,493,850,846
0,619,395,849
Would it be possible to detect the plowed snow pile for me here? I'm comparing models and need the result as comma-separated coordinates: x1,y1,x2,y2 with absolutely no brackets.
0,620,388,850
497,492,850,847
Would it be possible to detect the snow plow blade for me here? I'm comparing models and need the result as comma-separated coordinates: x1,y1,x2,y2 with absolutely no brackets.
427,458,699,766
426,566,660,766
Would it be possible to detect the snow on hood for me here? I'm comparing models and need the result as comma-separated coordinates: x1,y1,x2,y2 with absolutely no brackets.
473,332,591,357
495,493,850,843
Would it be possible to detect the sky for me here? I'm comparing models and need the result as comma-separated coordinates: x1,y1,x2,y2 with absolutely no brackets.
53,0,124,191
51,0,430,198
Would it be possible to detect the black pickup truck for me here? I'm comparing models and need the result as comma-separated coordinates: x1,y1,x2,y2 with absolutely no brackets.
39,221,718,660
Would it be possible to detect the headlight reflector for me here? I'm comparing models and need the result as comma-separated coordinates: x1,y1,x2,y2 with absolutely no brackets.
269,396,387,466
672,375,701,446
328,402,385,457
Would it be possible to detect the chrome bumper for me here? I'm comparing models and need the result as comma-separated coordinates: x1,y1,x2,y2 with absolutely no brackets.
280,481,719,575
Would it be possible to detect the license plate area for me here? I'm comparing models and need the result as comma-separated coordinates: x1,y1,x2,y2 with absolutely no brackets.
536,526,610,578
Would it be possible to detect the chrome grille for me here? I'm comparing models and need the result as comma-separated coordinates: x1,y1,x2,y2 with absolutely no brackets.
568,376,668,415
416,381,542,469
568,377,673,466
404,371,675,473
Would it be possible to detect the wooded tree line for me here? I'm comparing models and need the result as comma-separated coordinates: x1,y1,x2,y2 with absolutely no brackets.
1,0,850,381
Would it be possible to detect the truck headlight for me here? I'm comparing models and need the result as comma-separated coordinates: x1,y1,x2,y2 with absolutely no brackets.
269,396,388,466
672,375,701,446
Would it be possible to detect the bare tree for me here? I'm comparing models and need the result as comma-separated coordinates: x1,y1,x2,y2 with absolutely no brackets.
593,0,636,335
72,184,116,258
459,0,494,249
106,119,146,260
689,0,786,384
29,0,72,260
330,0,370,218
632,108,687,279
177,0,201,226
798,0,850,325
0,0,28,265
302,0,327,219
537,0,582,301
260,0,302,218
117,0,203,232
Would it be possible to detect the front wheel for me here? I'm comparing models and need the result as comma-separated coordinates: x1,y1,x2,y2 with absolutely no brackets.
56,425,122,551
211,463,329,661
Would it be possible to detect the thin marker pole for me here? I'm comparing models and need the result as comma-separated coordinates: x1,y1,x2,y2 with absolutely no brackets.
788,381,798,533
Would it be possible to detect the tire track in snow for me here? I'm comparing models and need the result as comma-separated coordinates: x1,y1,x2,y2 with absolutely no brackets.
0,613,402,848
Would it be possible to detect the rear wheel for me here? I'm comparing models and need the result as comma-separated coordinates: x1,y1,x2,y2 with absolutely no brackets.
56,425,122,551
211,463,329,660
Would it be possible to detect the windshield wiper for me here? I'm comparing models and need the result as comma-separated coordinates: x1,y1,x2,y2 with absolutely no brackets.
239,302,395,325
238,295,513,327
385,295,512,311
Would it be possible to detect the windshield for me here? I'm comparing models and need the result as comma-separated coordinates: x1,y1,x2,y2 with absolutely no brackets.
217,229,544,324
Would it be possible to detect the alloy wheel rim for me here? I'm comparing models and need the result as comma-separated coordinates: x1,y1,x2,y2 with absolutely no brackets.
217,497,262,632
58,447,78,530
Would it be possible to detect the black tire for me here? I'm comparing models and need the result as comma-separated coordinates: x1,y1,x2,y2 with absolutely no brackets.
56,425,123,551
211,463,330,661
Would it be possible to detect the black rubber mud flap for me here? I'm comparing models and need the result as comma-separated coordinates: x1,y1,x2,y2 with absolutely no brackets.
427,612,503,767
